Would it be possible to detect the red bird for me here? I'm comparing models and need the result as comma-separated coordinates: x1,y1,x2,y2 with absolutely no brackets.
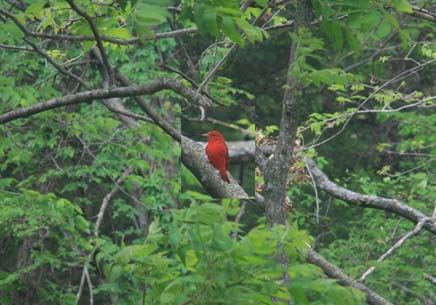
202,130,230,183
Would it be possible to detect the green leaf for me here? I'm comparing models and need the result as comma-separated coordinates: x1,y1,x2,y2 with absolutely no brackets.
134,3,169,24
254,0,268,7
103,28,132,39
216,7,241,16
393,0,413,13
235,18,263,43
203,8,220,37
160,279,186,305
345,30,359,51
82,41,96,52
221,16,244,46
25,1,46,19
375,20,392,39
115,244,158,264
133,1,169,42
75,215,90,234
332,21,343,49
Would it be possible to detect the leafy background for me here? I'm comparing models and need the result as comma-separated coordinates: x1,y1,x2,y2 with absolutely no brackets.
0,0,435,304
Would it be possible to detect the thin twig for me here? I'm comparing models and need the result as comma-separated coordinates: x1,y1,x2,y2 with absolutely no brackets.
23,37,89,89
0,8,197,45
108,108,155,124
359,217,432,282
305,161,320,224
307,60,436,149
84,266,94,305
0,43,33,51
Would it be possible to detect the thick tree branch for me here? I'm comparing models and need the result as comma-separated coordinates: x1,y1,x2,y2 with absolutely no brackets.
303,157,436,235
410,5,436,23
0,78,211,124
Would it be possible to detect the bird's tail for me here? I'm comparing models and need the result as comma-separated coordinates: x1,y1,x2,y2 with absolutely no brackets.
219,169,230,183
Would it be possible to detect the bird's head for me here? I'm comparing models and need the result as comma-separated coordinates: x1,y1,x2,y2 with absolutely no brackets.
202,130,225,141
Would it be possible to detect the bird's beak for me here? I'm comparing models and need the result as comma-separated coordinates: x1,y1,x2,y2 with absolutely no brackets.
201,133,208,138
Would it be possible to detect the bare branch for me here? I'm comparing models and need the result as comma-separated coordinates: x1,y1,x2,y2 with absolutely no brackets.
75,167,132,305
107,108,154,124
196,44,237,93
0,43,32,51
424,273,436,287
196,0,269,93
410,6,436,23
75,266,87,305
303,157,436,235
84,266,94,305
0,78,211,125
305,161,320,224
307,59,436,149
392,282,434,305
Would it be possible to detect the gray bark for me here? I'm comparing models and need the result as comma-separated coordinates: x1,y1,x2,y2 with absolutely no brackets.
0,78,211,125
304,157,436,235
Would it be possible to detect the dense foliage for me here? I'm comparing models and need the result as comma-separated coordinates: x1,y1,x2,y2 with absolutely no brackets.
0,0,435,304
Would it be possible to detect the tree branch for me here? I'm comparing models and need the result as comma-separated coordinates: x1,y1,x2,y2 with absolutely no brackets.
114,71,181,142
303,157,436,235
0,8,197,45
307,249,394,305
410,5,436,23
0,78,211,124
0,43,32,51
424,273,436,287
